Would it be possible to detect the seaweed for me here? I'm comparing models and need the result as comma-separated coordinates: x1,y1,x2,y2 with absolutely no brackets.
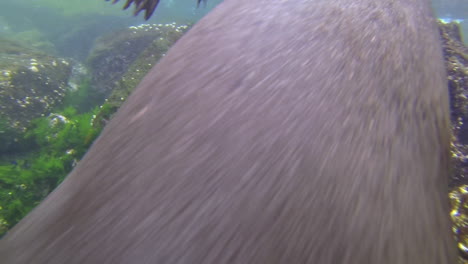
63,78,103,113
0,105,103,236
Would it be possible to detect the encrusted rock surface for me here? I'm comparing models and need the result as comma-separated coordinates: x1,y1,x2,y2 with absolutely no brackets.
0,38,72,153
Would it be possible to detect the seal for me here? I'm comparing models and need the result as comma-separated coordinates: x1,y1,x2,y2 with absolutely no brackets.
0,0,457,263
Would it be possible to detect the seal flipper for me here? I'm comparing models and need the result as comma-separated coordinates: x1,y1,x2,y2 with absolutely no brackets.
108,0,161,20
197,0,207,8
108,0,207,20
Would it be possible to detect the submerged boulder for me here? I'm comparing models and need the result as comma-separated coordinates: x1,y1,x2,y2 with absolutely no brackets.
438,21,468,263
87,22,190,100
0,38,72,153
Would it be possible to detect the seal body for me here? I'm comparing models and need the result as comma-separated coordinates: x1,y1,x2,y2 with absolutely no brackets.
0,0,456,263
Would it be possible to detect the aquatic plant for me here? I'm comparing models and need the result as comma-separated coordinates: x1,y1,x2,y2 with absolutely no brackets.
0,106,102,236
0,155,65,236
63,78,103,113
26,106,101,158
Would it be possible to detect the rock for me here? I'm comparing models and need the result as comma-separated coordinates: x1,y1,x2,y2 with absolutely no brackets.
440,21,468,187
439,20,468,264
0,38,72,154
87,22,190,100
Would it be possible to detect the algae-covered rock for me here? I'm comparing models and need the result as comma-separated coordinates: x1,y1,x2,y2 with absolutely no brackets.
9,30,56,55
449,185,468,264
0,38,72,153
87,22,190,125
440,22,468,187
438,21,468,264
87,22,190,99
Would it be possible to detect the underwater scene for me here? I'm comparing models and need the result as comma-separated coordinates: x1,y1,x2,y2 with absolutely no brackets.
0,0,223,237
0,0,467,262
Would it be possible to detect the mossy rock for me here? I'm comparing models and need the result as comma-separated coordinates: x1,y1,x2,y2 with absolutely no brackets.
440,21,468,187
87,22,190,99
0,38,72,154
437,20,468,263
0,106,102,237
